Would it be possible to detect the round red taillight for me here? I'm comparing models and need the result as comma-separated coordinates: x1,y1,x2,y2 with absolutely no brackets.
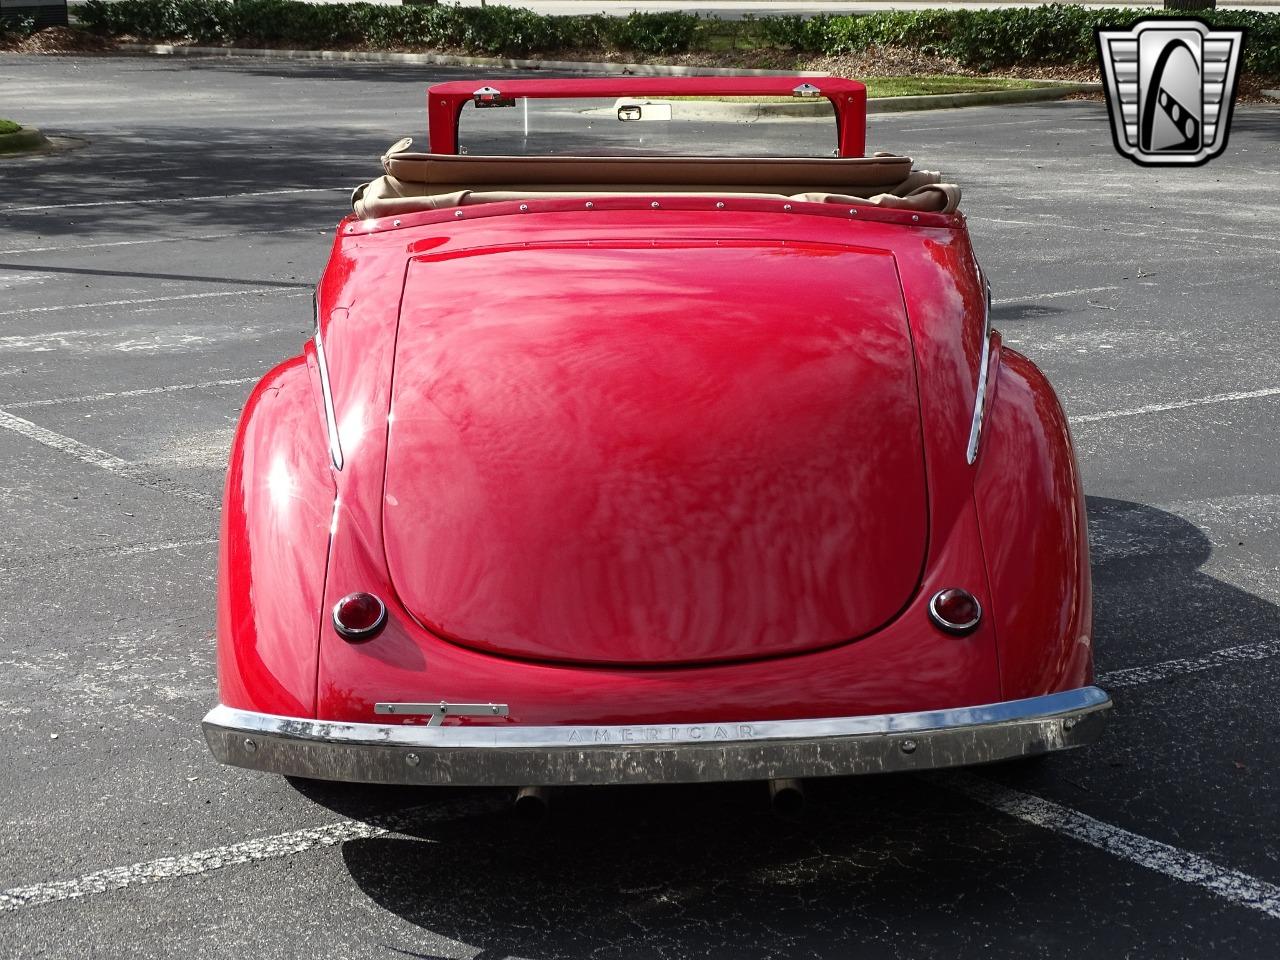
332,592,387,640
928,588,982,634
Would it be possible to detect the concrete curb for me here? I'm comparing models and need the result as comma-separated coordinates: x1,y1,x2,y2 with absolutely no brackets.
868,83,1099,112
116,43,828,77
0,126,52,155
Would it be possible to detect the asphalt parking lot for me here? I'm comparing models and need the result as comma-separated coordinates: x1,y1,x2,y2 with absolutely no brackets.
1,53,1278,958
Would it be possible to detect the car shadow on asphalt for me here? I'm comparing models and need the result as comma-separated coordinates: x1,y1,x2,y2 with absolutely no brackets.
313,772,1097,957
990,300,1068,324
1085,494,1280,670
1,123,389,242
289,494,1280,957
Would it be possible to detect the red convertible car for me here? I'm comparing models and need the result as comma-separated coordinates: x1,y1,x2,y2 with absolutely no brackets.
203,77,1109,791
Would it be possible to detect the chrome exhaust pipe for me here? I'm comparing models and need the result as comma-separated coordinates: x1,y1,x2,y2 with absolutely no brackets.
768,778,805,819
513,785,550,823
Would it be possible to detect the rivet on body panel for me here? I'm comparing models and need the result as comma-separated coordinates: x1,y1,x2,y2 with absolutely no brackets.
716,202,725,209
519,204,529,212
900,739,917,754
406,753,421,767
651,201,660,209
454,210,464,218
393,219,401,227
243,738,258,753
784,204,792,211
585,201,593,209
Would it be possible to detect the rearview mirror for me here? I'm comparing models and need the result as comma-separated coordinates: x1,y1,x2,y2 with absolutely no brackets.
615,99,673,122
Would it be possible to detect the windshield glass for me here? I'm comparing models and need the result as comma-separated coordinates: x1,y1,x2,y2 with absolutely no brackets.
457,96,839,158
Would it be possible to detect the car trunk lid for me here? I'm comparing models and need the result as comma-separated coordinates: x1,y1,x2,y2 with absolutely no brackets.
382,240,927,665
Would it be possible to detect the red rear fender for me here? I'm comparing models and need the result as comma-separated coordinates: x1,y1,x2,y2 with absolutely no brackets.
216,353,336,717
975,348,1093,698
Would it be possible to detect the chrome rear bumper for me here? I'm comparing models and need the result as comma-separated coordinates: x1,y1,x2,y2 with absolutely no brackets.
202,686,1109,786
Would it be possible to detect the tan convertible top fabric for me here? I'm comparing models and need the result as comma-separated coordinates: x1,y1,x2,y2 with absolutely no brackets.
379,136,916,187
352,179,962,219
351,138,961,219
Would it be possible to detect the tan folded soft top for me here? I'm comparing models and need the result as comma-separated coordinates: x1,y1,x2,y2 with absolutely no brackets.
352,138,961,219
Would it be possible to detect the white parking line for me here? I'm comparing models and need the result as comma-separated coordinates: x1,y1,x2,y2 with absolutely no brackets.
0,538,218,575
1099,638,1280,689
95,537,218,556
949,774,1280,920
1047,216,1280,247
0,227,323,257
0,821,389,912
0,799,497,913
993,285,1120,304
0,409,218,509
1070,387,1280,424
994,269,1272,310
8,772,1276,918
0,288,304,318
980,217,1054,228
976,216,1271,255
6,377,258,409
4,187,345,214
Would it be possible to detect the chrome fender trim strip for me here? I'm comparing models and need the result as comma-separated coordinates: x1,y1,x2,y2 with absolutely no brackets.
966,289,993,465
313,327,343,471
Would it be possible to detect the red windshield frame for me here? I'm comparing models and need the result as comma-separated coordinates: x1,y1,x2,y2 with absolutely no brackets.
426,77,868,158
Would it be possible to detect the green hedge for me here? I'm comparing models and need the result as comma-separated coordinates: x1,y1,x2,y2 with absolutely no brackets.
786,6,1277,74
78,0,1279,76
78,0,700,55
